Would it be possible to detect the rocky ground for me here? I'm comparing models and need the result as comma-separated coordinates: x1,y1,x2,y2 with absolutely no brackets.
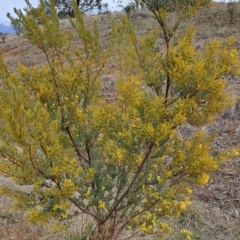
1,2,240,239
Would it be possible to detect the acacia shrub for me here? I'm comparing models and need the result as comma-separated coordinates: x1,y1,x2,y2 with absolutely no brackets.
0,0,239,239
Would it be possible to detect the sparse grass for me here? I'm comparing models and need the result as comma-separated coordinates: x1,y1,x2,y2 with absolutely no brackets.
164,200,240,240
0,196,44,240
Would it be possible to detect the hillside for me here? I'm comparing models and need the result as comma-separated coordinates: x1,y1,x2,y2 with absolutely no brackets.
0,2,240,239
0,23,15,34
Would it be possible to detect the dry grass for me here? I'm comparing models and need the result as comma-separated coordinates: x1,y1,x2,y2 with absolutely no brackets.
0,195,44,240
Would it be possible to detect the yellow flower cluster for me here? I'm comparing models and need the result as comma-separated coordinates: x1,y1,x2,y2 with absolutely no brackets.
180,229,192,240
61,179,76,197
139,222,153,234
98,200,106,209
197,173,209,185
159,222,172,233
84,189,91,197
51,222,68,233
28,209,47,224
232,149,239,156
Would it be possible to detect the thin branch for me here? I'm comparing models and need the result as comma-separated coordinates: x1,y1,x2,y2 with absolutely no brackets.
85,139,97,192
44,51,61,106
68,197,98,220
101,143,154,225
0,150,24,166
65,126,88,168
164,75,171,105
29,147,98,220
0,169,27,179
39,142,48,156
129,31,144,69
130,199,159,220
28,145,48,178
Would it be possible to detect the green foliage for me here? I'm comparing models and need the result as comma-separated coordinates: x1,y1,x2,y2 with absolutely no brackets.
97,3,109,15
124,2,136,18
0,0,239,239
57,9,70,19
54,0,102,17
7,0,46,33
7,13,23,35
12,23,21,36
42,0,54,16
